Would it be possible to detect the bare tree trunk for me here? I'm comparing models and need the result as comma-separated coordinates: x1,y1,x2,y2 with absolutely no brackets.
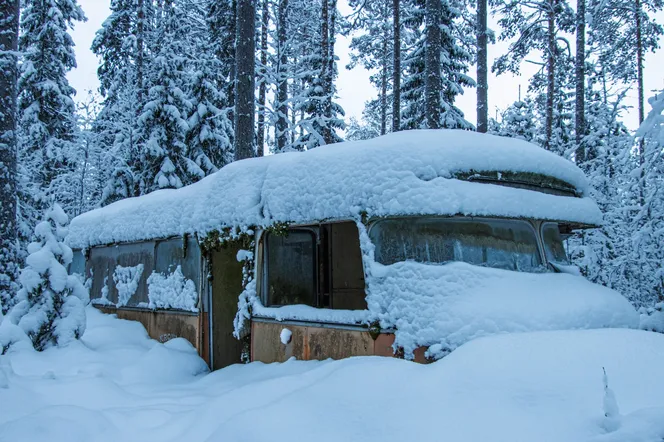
276,0,289,151
425,0,441,129
476,0,488,133
575,0,586,161
0,0,19,313
234,0,256,160
256,0,269,157
136,0,145,106
636,0,645,206
380,34,388,135
545,0,555,151
392,0,401,132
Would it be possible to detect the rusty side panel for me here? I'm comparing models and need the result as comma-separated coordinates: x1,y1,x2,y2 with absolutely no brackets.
251,321,374,363
209,243,245,370
251,322,432,364
95,306,200,350
87,242,156,306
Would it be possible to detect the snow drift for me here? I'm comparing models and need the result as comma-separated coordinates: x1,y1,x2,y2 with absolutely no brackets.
0,308,663,442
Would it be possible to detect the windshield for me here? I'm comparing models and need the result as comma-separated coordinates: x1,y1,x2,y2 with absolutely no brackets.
541,223,570,265
369,217,544,272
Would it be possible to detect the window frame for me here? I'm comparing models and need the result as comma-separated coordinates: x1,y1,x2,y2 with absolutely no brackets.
539,221,571,267
367,215,547,271
262,227,320,308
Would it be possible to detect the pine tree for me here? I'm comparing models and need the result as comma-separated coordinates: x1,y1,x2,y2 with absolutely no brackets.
0,0,20,314
401,0,473,130
494,98,538,142
476,0,489,133
234,0,256,159
291,0,345,150
135,1,193,191
17,0,86,224
186,57,234,175
12,204,88,351
347,0,394,135
493,0,575,150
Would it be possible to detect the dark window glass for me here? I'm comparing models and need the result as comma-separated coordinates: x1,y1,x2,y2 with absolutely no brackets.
370,217,544,272
541,223,570,265
266,231,316,306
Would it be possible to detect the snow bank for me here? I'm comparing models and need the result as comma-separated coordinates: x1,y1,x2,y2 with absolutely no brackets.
366,261,639,358
2,314,664,442
68,130,600,249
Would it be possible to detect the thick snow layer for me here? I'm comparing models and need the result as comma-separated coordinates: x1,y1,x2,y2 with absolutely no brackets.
147,266,198,312
1,309,664,442
367,261,640,358
114,264,144,307
68,130,601,248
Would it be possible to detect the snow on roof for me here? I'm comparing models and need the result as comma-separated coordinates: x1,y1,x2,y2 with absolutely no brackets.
68,129,601,249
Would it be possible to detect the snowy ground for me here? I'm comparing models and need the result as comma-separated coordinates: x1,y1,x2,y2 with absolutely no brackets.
1,307,664,442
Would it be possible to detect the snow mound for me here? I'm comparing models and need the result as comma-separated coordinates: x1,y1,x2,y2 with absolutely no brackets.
367,261,639,358
68,130,600,249
1,315,664,442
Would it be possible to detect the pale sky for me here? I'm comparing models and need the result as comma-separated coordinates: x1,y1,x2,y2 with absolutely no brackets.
67,0,664,132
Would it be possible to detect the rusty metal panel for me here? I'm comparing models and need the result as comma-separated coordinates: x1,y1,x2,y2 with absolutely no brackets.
155,237,203,309
88,242,155,306
95,306,199,350
69,249,85,276
210,243,245,370
330,222,367,310
251,321,374,363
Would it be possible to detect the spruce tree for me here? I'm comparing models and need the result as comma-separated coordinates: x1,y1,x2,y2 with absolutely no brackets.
18,0,85,230
13,204,88,351
135,1,193,191
0,0,20,314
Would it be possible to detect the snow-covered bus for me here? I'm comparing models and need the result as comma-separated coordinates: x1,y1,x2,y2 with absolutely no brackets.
67,129,637,369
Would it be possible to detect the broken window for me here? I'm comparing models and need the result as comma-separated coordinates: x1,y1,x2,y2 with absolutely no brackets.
370,217,544,273
262,222,367,310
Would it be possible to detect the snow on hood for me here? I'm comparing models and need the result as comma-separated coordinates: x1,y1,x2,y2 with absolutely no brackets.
68,130,601,249
367,261,639,359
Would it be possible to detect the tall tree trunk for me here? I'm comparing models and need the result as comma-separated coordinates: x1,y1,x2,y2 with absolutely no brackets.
545,0,555,151
234,0,256,160
0,0,19,313
635,0,645,206
392,0,401,132
256,0,269,157
327,0,337,143
320,0,332,144
575,0,586,161
136,0,145,106
276,0,289,151
476,0,488,133
380,42,388,136
425,0,441,129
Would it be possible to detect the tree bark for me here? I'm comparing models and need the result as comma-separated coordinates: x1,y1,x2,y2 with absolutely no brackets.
380,40,388,136
476,0,488,133
392,0,401,132
234,0,256,160
545,0,555,151
320,0,332,144
256,0,269,157
635,0,645,206
136,0,145,106
575,0,586,161
425,0,442,129
0,0,19,312
276,0,289,151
